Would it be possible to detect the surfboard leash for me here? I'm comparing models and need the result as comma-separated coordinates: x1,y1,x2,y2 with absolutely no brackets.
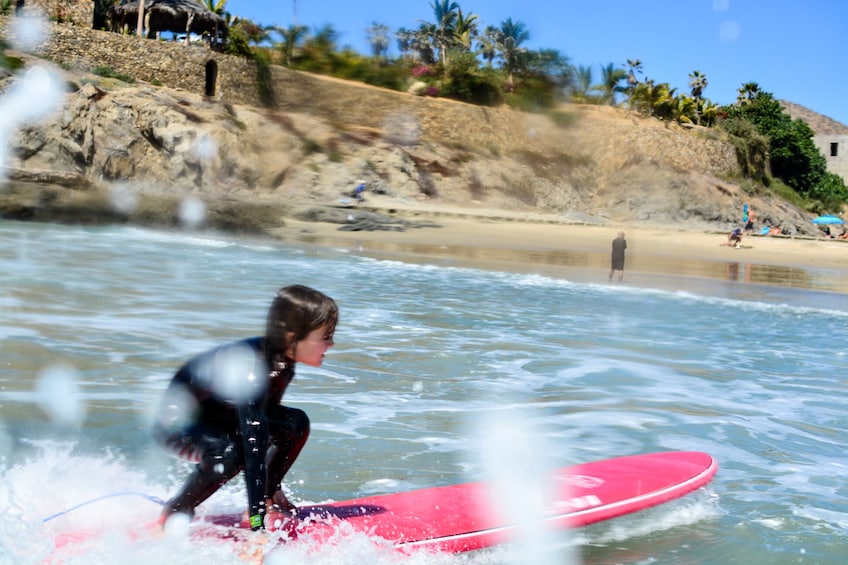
41,491,166,523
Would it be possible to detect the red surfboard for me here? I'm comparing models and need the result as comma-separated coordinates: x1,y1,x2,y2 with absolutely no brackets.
51,451,716,557
197,450,718,553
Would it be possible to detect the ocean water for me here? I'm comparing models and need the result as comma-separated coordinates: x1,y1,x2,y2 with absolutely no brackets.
1,219,847,564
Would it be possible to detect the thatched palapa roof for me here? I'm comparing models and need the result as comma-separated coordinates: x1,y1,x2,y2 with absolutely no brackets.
108,0,227,38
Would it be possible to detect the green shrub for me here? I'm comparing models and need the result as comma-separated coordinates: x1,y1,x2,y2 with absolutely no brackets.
223,25,253,58
91,65,136,84
719,117,769,180
330,52,412,92
441,53,503,106
1,53,24,72
548,110,578,128
302,139,322,156
503,75,559,112
768,178,804,208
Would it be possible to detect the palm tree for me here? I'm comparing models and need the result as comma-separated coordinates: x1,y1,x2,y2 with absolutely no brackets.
275,24,309,66
395,27,414,60
202,0,228,15
688,70,708,100
596,63,627,106
652,84,678,121
477,26,499,67
675,94,697,124
366,22,391,61
452,8,479,51
496,17,530,90
527,49,572,89
430,0,460,67
736,81,760,105
698,99,720,127
625,58,642,90
411,23,437,65
631,79,676,119
572,64,593,103
688,70,708,124
304,24,339,61
622,59,643,109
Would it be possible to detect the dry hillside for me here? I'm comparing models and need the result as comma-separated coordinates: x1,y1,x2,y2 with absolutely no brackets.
781,100,848,135
0,50,836,237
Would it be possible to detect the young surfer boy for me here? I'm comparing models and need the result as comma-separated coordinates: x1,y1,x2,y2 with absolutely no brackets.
152,285,338,530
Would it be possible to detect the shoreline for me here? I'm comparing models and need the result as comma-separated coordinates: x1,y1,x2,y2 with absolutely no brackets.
268,202,848,296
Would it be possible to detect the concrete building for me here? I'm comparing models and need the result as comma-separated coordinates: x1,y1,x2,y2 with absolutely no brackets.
814,134,848,183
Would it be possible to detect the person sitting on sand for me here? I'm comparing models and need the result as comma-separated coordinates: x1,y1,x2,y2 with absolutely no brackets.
726,228,743,247
352,181,366,204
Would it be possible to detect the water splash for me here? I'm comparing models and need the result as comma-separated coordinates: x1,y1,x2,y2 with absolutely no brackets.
475,410,580,565
180,195,207,228
6,10,50,52
35,364,85,427
205,343,268,403
193,133,218,162
109,182,140,215
0,13,65,183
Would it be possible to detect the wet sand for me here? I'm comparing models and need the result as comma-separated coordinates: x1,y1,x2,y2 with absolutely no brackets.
270,202,848,296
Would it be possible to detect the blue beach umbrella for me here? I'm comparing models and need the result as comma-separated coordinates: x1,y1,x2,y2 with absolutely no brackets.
811,215,845,225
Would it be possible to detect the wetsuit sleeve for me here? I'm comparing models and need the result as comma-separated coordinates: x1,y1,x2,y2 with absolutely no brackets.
151,363,210,445
239,400,269,530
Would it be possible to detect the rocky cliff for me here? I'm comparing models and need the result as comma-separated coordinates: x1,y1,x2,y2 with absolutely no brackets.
0,50,820,236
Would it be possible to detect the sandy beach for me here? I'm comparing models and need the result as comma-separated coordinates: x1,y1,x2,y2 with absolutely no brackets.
269,200,848,296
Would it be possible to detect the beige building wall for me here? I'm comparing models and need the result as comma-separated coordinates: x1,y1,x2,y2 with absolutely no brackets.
814,135,848,182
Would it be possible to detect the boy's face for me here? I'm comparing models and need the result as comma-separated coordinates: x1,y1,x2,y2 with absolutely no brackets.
291,325,334,367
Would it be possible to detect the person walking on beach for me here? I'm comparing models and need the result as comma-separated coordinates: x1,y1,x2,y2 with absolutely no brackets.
152,285,338,531
609,231,627,282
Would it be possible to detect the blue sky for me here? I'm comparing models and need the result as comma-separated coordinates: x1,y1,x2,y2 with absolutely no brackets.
224,0,848,127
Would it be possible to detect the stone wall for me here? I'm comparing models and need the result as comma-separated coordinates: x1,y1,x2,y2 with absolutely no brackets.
2,15,265,106
14,0,93,26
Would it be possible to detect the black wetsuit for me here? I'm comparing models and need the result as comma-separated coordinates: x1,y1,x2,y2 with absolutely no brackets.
153,337,309,529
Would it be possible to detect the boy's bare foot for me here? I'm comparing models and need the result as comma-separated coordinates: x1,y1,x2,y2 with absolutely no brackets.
268,490,297,516
238,491,297,530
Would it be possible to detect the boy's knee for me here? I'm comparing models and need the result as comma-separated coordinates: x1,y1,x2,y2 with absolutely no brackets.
268,407,310,444
291,408,310,436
